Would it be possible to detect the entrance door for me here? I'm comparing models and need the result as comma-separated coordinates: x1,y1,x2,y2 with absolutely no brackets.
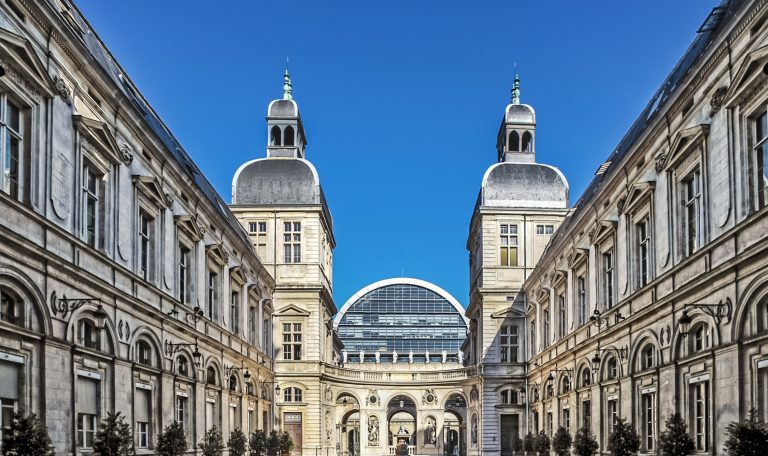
500,414,519,456
284,412,302,455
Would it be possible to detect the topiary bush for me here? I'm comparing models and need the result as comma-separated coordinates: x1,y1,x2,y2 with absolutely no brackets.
93,411,134,456
0,412,54,456
573,426,599,456
199,426,224,456
723,408,768,456
552,426,573,456
607,418,640,456
156,421,187,456
658,413,695,456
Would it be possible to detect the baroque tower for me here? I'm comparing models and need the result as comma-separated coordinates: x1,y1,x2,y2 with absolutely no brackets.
465,77,569,456
231,72,339,455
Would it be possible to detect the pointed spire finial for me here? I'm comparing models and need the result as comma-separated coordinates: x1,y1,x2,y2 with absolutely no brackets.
283,58,293,100
511,73,521,105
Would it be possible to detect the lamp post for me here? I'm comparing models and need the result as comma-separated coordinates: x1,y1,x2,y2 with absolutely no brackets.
164,337,202,367
676,298,732,337
589,308,626,330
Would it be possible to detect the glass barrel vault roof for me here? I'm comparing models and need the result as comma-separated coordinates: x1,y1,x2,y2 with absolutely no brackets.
335,278,468,355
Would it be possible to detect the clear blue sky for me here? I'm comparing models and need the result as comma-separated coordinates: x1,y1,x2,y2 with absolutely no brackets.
76,0,717,309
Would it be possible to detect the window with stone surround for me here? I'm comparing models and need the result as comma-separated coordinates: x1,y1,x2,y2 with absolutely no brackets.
76,374,99,449
282,322,302,360
283,221,301,263
641,390,656,451
0,95,23,201
499,224,519,266
499,324,518,363
690,380,710,451
138,210,155,282
602,249,615,310
178,242,192,304
135,386,151,449
636,216,651,288
81,162,104,249
0,286,22,327
753,110,768,209
681,169,703,257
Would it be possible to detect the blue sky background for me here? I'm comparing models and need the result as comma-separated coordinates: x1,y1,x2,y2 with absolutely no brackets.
76,0,717,308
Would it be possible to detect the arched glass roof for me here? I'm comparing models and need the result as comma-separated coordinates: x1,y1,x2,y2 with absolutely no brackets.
335,278,467,358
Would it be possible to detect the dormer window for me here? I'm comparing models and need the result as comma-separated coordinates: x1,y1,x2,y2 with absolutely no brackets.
270,126,282,146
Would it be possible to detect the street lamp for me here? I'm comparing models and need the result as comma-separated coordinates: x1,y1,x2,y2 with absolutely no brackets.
225,361,252,380
590,345,628,373
676,298,732,337
164,337,202,367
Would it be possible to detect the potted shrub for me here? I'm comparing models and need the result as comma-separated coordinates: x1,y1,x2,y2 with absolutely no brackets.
658,414,694,456
0,412,54,456
535,430,551,456
607,419,640,456
573,427,599,456
511,434,523,455
266,430,280,456
724,408,768,456
228,428,248,456
278,431,294,456
523,432,536,456
552,426,573,456
249,429,267,456
156,421,187,456
199,426,224,456
93,411,134,456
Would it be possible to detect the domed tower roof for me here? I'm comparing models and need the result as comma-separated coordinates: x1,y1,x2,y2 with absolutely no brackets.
476,75,568,211
231,70,332,226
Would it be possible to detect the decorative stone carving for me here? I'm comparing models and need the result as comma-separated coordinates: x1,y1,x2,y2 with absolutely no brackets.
342,349,348,364
425,416,437,445
324,385,332,402
422,388,437,405
164,192,174,207
117,319,131,342
709,86,727,116
654,153,668,173
0,57,42,102
120,143,134,165
366,389,379,406
367,415,379,445
54,75,71,105
616,196,627,214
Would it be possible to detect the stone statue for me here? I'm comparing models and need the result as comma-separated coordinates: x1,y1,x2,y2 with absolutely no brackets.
342,349,348,364
458,351,464,365
441,350,447,363
425,417,437,445
392,350,398,363
425,350,430,363
359,350,365,363
408,350,414,363
368,415,379,445
375,351,380,363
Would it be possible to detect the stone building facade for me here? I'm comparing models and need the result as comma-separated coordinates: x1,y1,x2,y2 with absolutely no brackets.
521,1,768,455
0,1,275,455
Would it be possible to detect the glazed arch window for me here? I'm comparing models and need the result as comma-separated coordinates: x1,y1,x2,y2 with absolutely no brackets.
0,286,22,327
176,356,189,377
78,319,99,350
500,388,518,405
690,323,710,353
580,367,591,387
605,357,618,381
0,95,24,200
136,340,152,366
640,345,655,370
561,376,571,394
228,375,238,392
283,387,302,402
206,367,217,386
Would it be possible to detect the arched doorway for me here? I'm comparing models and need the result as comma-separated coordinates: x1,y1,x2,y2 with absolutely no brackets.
443,393,467,456
388,395,416,455
336,394,360,456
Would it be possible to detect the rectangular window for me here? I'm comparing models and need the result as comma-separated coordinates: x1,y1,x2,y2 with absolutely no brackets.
264,318,271,354
255,221,268,259
562,408,570,431
0,361,18,443
499,224,518,266
530,321,536,355
83,164,100,247
558,295,566,338
682,171,702,257
499,325,518,363
176,395,188,431
205,400,216,431
603,250,615,309
547,412,553,436
578,275,587,325
607,399,618,436
231,291,240,334
754,112,768,208
642,392,656,451
135,387,151,449
178,244,191,304
282,322,302,360
0,398,15,442
77,413,97,448
536,224,555,235
207,269,219,319
637,218,650,287
582,400,591,432
138,211,154,281
543,310,550,348
248,306,257,345
691,381,709,451
76,376,99,448
283,222,301,263
0,96,22,199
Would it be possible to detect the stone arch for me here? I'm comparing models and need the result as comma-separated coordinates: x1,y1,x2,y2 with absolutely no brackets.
336,391,362,406
598,353,622,381
509,131,520,152
270,125,282,146
734,276,768,340
204,357,223,386
671,313,719,361
628,330,661,373
576,361,593,388
0,267,50,335
522,130,533,152
439,390,467,409
68,306,118,356
129,326,163,368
